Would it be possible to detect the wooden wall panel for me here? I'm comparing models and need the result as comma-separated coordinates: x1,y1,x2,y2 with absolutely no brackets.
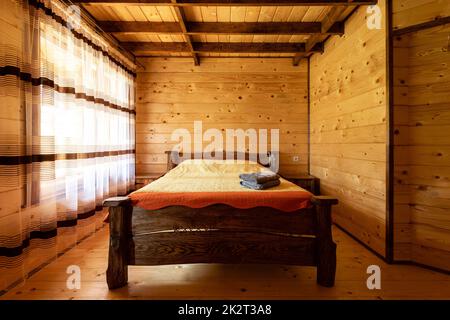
393,33,412,261
310,1,388,256
393,23,450,271
393,0,450,30
136,57,309,179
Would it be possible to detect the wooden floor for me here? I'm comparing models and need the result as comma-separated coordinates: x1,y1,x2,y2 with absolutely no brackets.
1,225,450,300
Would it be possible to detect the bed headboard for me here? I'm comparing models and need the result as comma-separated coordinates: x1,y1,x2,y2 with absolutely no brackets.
164,150,276,172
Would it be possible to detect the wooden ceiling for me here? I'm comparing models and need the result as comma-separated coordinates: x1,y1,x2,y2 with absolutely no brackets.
77,1,377,65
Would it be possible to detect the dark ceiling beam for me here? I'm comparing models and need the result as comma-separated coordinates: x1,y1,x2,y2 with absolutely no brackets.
188,22,343,35
76,0,377,6
195,42,324,53
100,22,181,33
121,41,325,54
97,21,344,35
171,0,199,65
123,42,190,53
292,5,347,66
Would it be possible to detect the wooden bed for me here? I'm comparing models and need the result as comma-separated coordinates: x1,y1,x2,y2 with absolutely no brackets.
103,151,338,289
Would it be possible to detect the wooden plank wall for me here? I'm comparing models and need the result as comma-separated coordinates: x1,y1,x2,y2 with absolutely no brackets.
309,0,388,256
392,33,412,261
135,57,309,179
393,0,450,30
393,23,450,271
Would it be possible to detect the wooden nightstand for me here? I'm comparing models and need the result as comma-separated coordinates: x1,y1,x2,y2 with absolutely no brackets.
135,175,164,189
283,175,320,195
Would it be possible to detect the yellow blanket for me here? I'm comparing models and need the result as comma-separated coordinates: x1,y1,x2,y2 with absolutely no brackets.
133,159,305,193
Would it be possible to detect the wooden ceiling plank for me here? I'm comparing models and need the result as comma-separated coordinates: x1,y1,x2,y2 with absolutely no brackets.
140,5,164,21
230,6,247,45
244,6,260,45
216,6,230,45
272,6,293,44
79,0,372,61
97,21,344,35
76,1,377,6
126,5,149,21
201,6,219,42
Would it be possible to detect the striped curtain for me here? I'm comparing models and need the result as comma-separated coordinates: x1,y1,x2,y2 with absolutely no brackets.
0,0,136,292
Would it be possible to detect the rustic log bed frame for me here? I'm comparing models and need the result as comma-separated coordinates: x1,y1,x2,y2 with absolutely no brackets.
103,152,338,289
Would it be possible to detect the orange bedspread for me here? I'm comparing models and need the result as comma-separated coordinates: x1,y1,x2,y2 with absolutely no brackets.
130,190,312,212
130,159,312,212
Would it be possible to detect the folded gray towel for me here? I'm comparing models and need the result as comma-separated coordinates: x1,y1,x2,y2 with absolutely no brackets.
240,179,280,190
239,172,280,184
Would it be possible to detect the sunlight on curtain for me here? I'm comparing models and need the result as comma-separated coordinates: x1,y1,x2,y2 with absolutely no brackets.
0,0,136,292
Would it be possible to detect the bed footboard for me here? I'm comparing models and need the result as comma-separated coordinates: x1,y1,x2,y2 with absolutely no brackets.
103,196,134,289
312,196,338,287
103,195,338,289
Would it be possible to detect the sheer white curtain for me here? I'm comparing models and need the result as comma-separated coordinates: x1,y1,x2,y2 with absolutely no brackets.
0,0,135,292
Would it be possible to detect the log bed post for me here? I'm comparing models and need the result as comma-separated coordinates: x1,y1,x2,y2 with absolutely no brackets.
311,196,338,287
103,196,133,289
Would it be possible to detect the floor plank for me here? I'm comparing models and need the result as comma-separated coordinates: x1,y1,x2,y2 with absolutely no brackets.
1,225,449,300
